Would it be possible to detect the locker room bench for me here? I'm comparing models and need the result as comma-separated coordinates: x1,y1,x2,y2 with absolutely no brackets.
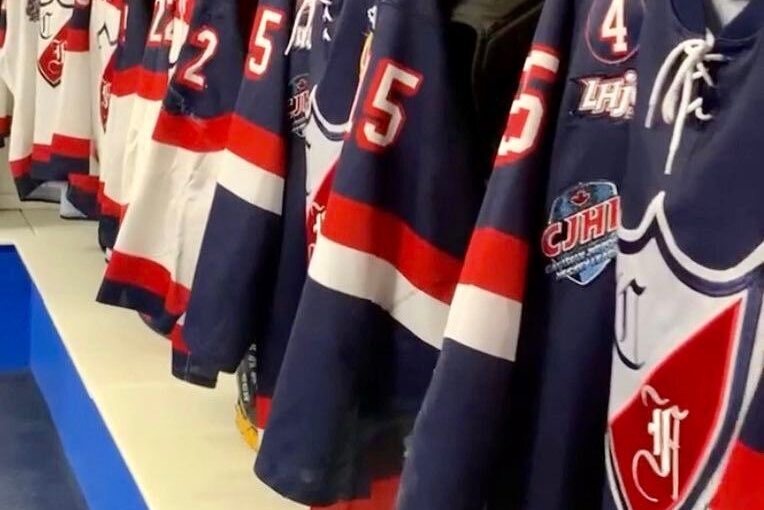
0,209,303,510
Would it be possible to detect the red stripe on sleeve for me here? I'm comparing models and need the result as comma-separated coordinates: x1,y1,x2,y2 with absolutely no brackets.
710,440,764,509
169,324,190,353
460,227,528,301
112,66,141,97
105,251,189,315
66,27,89,51
68,174,100,194
51,134,91,159
10,156,32,178
137,68,169,101
255,396,272,430
98,191,124,219
322,193,463,304
226,114,286,176
0,116,11,136
32,144,52,163
153,110,231,152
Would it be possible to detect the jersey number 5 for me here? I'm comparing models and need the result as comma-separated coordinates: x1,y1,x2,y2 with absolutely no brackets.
246,6,285,79
355,58,423,152
177,26,219,90
496,46,560,166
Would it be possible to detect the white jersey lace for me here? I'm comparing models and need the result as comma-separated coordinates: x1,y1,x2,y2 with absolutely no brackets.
645,30,726,174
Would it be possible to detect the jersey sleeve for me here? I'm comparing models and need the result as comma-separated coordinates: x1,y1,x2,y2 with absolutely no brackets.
182,0,295,373
396,1,572,508
57,0,98,218
253,0,489,503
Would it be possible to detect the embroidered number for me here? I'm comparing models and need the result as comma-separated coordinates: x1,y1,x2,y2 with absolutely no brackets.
355,58,423,151
601,0,628,54
496,46,560,165
246,6,285,79
148,0,173,46
177,27,219,90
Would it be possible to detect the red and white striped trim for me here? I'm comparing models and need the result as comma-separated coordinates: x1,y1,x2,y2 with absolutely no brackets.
216,150,284,215
445,283,523,361
309,235,450,349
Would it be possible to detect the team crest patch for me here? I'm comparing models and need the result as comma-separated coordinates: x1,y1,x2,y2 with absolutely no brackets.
606,193,763,510
288,73,310,137
541,180,620,285
575,70,636,120
37,28,66,87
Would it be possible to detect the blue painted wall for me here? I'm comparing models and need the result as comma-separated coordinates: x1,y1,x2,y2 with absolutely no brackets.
0,245,31,370
0,245,148,510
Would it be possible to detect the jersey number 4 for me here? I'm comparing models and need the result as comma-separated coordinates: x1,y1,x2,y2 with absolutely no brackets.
355,58,423,152
246,6,285,79
177,26,219,90
600,0,628,54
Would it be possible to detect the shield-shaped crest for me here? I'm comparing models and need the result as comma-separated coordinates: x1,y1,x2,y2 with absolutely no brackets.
606,193,763,510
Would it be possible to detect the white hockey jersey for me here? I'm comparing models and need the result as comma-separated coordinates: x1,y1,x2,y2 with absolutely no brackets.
63,0,121,218
0,0,60,201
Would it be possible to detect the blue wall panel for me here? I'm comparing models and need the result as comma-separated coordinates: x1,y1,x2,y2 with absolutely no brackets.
30,287,149,510
0,245,31,370
0,245,147,510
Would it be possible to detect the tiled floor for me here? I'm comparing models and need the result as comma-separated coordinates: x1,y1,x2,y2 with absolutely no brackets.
0,210,303,510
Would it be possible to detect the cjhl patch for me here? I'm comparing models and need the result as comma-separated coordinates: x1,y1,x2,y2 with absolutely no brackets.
541,181,620,285
576,70,637,120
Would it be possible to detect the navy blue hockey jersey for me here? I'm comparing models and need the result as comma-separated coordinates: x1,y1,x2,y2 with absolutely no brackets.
398,0,642,507
183,0,357,408
253,0,488,504
603,1,763,508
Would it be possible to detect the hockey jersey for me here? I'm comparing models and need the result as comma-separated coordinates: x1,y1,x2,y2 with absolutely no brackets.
253,0,491,503
101,0,254,385
184,0,311,399
397,0,643,507
97,0,189,314
64,0,122,219
603,1,763,508
97,0,151,249
31,0,76,183
115,0,186,212
1,0,56,200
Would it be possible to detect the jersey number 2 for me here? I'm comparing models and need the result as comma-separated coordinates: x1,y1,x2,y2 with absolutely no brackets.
355,58,423,152
177,26,219,90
